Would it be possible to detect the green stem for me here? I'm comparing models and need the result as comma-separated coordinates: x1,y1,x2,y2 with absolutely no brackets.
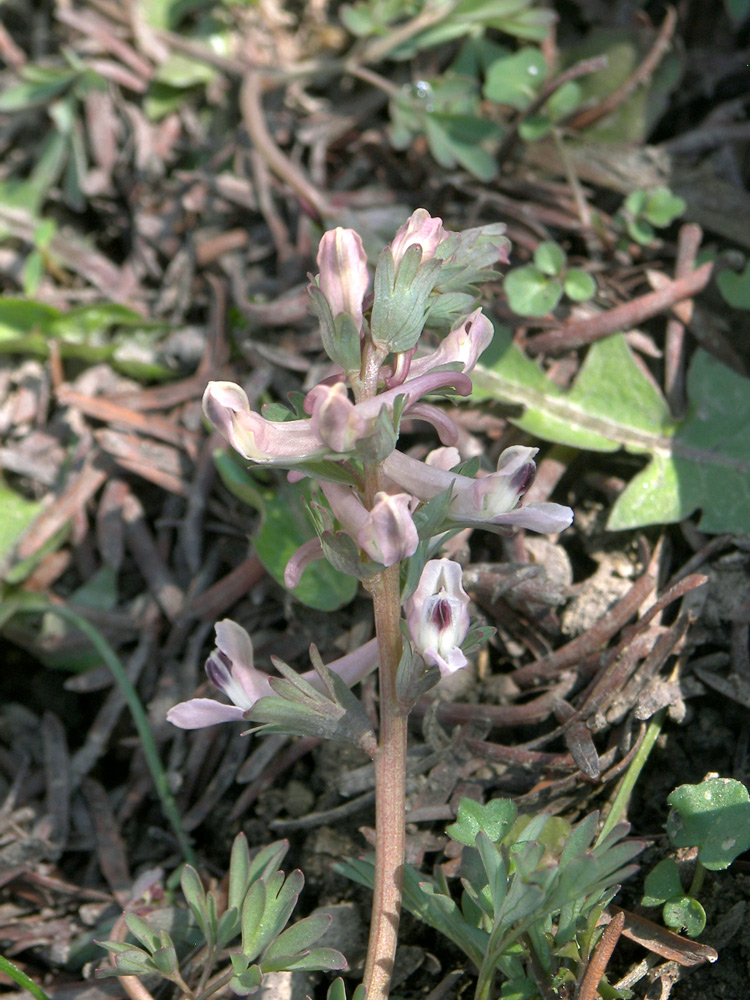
596,708,667,846
24,603,195,865
688,860,706,898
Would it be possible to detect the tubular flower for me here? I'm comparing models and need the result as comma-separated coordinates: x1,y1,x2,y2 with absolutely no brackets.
321,482,418,567
408,308,494,380
167,620,380,730
306,383,369,453
383,447,574,534
316,227,369,330
203,381,327,464
389,209,449,267
406,559,471,676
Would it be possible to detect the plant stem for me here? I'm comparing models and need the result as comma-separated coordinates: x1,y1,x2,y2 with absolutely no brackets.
358,334,408,1000
597,708,667,846
362,561,407,1000
689,860,706,898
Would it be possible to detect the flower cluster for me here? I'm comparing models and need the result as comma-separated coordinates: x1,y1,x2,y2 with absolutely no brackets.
169,210,572,734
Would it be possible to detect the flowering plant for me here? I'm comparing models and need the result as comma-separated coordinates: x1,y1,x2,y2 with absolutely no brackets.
104,209,573,1000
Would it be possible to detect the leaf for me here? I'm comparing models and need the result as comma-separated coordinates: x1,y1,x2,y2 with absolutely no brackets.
717,260,750,310
725,0,750,25
663,896,706,938
0,486,43,572
564,269,596,302
504,266,563,316
643,188,686,228
473,330,750,533
483,48,547,109
642,858,683,907
447,797,517,846
424,112,500,181
253,479,358,611
667,777,750,870
534,241,566,276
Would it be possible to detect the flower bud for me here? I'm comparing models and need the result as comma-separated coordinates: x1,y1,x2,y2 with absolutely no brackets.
389,209,448,268
357,492,418,566
317,227,369,330
406,559,471,676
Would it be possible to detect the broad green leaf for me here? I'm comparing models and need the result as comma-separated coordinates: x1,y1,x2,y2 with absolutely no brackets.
564,268,596,301
474,330,750,533
534,241,566,276
642,858,683,907
424,112,500,181
667,778,750,870
643,188,686,228
725,0,750,24
483,48,547,109
447,797,517,846
663,896,706,938
717,260,750,310
504,265,563,316
253,479,358,611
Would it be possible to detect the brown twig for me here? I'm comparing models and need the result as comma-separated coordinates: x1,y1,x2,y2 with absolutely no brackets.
664,224,703,417
524,261,713,355
240,72,334,223
567,7,678,131
576,911,625,1000
510,553,659,688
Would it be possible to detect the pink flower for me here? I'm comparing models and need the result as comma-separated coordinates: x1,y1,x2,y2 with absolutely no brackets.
407,309,494,379
321,482,418,567
406,559,471,675
167,620,380,730
317,227,369,330
389,209,448,267
383,447,574,534
306,383,368,453
203,381,327,464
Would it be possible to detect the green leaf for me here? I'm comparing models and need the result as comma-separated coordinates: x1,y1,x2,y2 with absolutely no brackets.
504,266,563,316
642,858,683,907
0,486,43,572
725,0,750,25
0,69,76,111
474,330,750,533
0,954,53,1000
483,48,547,109
564,268,596,302
253,479,358,611
424,112,500,181
663,896,706,938
643,188,686,228
181,865,211,945
262,912,331,961
717,260,750,310
447,797,517,846
667,778,750,870
534,241,566,276
123,913,161,953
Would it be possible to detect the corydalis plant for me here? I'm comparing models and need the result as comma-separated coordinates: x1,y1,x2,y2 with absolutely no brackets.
98,834,346,999
165,209,573,1000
